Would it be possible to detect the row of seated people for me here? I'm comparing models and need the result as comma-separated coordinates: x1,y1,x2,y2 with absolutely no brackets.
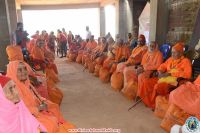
1,37,77,133
67,34,200,132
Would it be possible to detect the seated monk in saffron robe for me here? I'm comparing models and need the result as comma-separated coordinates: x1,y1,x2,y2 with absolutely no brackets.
169,75,200,119
30,38,47,70
86,37,108,73
31,38,60,79
109,38,130,74
42,50,63,105
99,38,129,82
84,37,102,72
67,40,80,62
44,48,58,74
0,75,47,133
27,39,37,54
159,75,200,132
82,35,97,67
110,35,147,91
30,38,61,98
76,37,87,63
6,61,76,133
93,37,109,71
121,41,163,99
94,37,115,77
137,42,192,109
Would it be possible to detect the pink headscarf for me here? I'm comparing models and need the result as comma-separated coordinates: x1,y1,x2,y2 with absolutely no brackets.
0,84,47,133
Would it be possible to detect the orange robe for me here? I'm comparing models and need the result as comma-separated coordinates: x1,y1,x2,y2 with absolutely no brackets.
31,46,63,105
112,45,147,93
68,43,79,62
146,56,192,109
160,76,200,132
82,41,97,67
99,45,117,82
110,45,130,73
93,44,108,75
169,75,200,117
27,39,36,53
82,41,96,61
46,67,63,105
99,45,130,83
76,41,87,63
91,43,108,73
6,45,23,61
31,45,45,61
87,40,97,50
7,61,75,133
122,50,163,100
125,45,147,65
87,44,102,72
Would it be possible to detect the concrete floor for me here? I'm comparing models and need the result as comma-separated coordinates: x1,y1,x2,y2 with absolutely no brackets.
56,58,166,133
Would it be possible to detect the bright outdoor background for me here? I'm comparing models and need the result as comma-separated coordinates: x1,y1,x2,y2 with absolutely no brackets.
22,8,100,39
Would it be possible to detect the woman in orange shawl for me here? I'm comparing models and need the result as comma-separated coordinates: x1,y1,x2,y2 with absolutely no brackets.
6,60,75,133
121,41,163,100
138,42,192,109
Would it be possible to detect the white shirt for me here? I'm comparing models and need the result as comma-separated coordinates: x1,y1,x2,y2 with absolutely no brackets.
86,30,91,40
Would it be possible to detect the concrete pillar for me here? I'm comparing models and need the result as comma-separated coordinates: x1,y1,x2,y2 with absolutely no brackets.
149,0,169,45
0,0,17,70
6,0,18,34
117,0,146,41
100,7,105,36
132,1,147,36
118,0,129,40
17,9,23,22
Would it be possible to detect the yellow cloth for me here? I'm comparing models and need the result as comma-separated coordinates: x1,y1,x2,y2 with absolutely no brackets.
158,76,178,86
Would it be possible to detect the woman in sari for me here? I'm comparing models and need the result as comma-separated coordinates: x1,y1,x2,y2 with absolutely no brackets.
6,60,76,133
0,75,47,133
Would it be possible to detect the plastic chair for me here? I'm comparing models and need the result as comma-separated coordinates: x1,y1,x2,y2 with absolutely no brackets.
192,58,200,80
159,43,171,61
